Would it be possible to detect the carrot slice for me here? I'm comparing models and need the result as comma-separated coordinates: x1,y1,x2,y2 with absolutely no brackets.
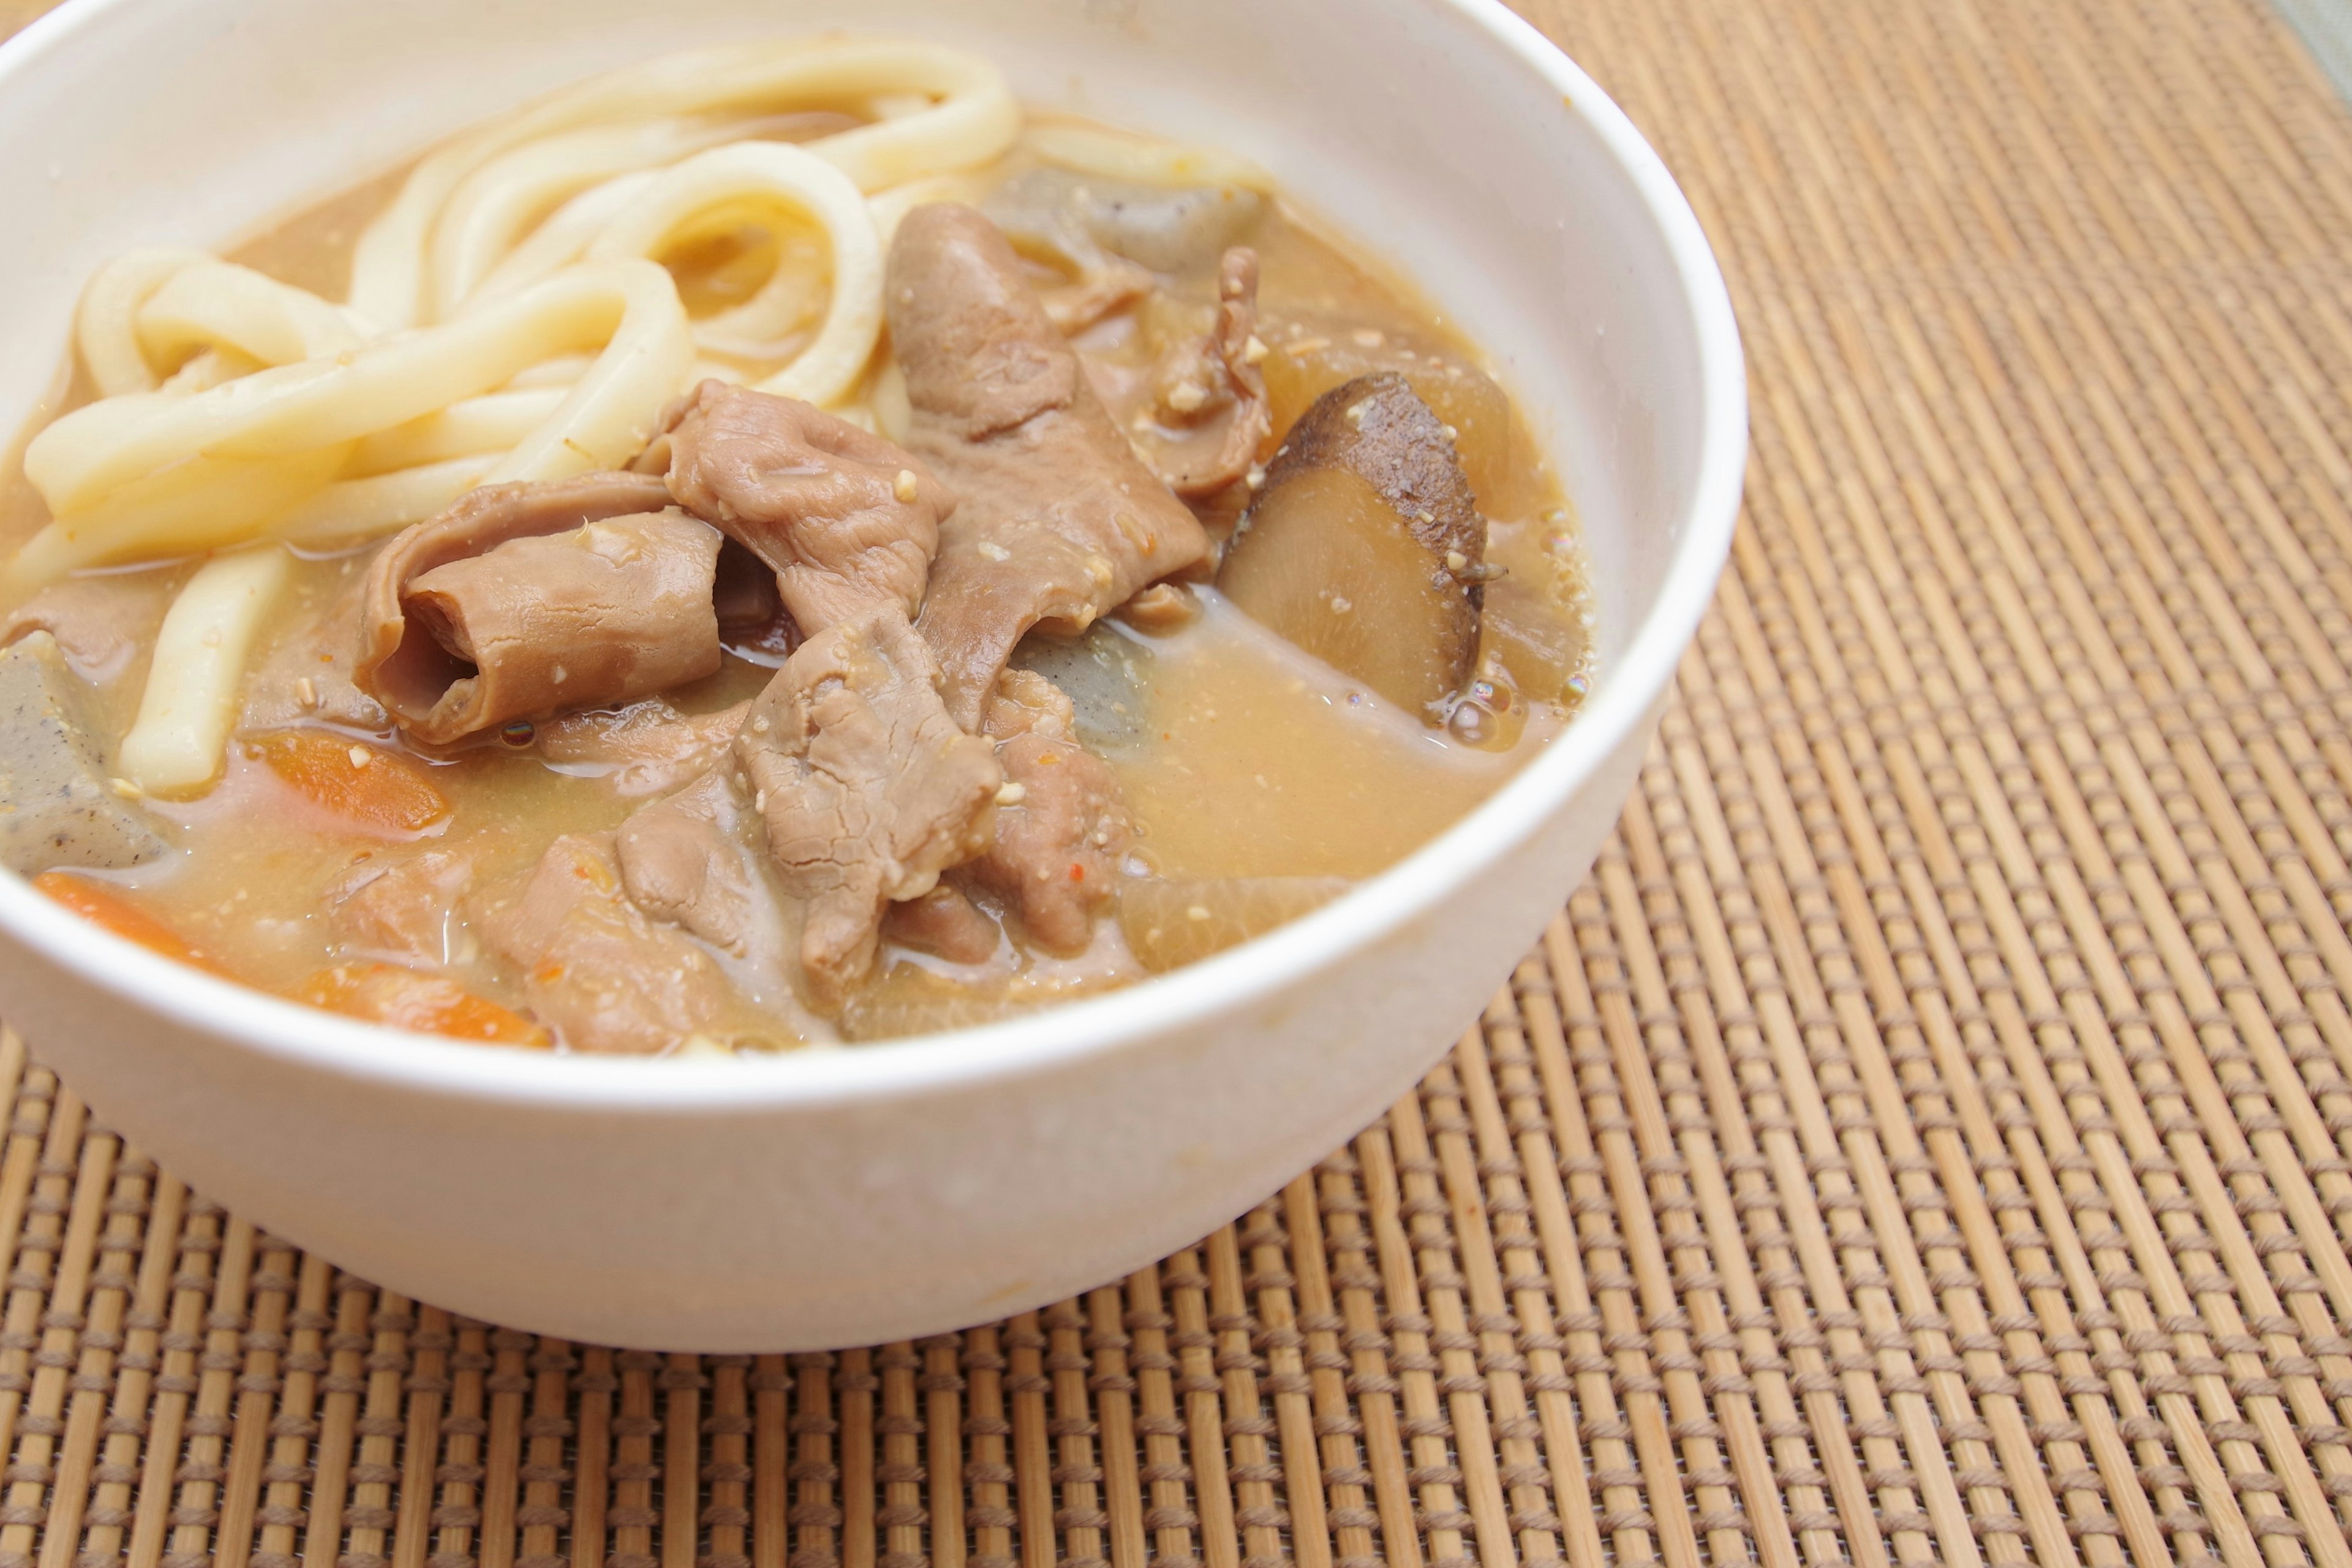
248,732,451,834
293,963,548,1047
33,872,230,976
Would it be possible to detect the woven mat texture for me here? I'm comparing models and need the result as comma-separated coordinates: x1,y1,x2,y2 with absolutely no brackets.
4,0,2352,1565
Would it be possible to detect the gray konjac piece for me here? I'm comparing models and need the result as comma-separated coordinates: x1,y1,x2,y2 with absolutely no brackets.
0,631,165,874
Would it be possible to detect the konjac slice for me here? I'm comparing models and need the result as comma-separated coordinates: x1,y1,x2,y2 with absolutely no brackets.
248,731,451,834
1117,875,1352,973
1218,372,1488,720
293,962,548,1046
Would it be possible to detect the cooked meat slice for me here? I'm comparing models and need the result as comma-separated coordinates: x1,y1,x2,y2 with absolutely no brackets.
734,606,1001,1014
0,631,166,874
1218,372,1489,721
1115,582,1199,634
2,567,183,687
965,668,1131,955
369,509,722,747
648,382,955,636
880,881,1002,965
474,831,736,1054
1038,254,1157,336
712,537,797,662
353,471,703,745
1131,249,1271,497
886,204,1208,727
243,561,390,733
534,699,747,799
326,847,473,964
617,767,765,957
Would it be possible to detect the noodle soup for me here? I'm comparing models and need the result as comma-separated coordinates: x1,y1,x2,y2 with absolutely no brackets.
0,37,1590,1053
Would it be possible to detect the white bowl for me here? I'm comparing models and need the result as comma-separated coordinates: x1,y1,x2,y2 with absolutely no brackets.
0,0,1741,1349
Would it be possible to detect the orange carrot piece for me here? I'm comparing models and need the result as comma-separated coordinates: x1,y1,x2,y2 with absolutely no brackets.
293,962,548,1047
33,872,230,975
249,732,451,834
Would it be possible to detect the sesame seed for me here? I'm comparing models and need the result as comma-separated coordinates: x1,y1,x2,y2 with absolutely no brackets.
1186,905,1211,921
995,780,1027,805
347,745,372,767
894,468,920,503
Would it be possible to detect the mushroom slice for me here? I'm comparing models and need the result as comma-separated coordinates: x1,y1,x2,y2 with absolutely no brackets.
1215,373,1488,721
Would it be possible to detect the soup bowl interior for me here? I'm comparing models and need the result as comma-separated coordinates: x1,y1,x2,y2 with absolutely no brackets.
0,0,1741,1348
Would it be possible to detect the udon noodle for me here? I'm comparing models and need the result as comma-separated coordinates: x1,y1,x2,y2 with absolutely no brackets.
14,36,1055,790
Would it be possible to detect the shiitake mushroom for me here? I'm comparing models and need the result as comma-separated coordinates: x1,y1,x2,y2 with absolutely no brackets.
1215,372,1489,722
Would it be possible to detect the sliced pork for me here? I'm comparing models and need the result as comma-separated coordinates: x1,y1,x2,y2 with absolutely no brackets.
734,606,1001,1013
647,382,956,637
1136,248,1271,497
617,767,767,958
328,847,473,965
881,882,1002,965
535,698,748,798
2,567,183,688
965,668,1132,954
473,831,737,1054
354,472,720,746
244,560,391,733
886,204,1209,728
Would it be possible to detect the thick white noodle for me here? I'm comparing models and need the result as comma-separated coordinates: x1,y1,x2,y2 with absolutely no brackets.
1023,120,1273,191
431,115,782,318
156,349,265,396
588,141,882,407
7,448,353,591
116,544,292,797
869,357,911,443
349,37,1019,328
271,454,502,550
26,37,1025,611
350,386,568,477
464,171,659,307
136,260,371,375
75,250,208,398
14,259,691,585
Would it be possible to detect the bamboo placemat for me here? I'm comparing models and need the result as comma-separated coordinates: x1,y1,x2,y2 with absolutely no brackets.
3,0,2352,1564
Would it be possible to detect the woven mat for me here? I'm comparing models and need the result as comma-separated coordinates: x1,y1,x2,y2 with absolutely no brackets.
4,0,2352,1564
